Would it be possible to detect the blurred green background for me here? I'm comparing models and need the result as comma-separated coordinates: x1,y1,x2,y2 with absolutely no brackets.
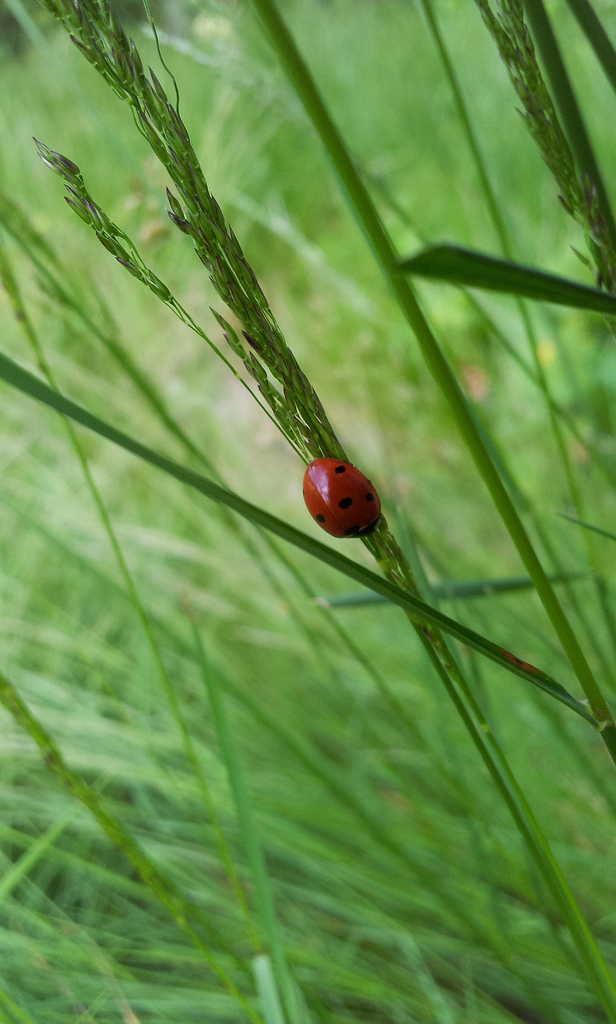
2,0,616,1021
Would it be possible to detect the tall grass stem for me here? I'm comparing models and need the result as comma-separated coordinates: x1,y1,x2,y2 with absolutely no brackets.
523,0,616,252
248,0,616,760
189,612,301,1024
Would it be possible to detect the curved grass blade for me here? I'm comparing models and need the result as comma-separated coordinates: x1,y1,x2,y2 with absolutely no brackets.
190,615,300,1024
0,988,38,1024
561,514,616,544
523,0,616,253
0,194,403,735
0,804,79,904
3,0,46,49
321,572,585,608
252,956,286,1024
397,245,616,313
258,0,616,751
0,671,263,1024
28,3,616,1012
565,0,616,99
0,348,596,726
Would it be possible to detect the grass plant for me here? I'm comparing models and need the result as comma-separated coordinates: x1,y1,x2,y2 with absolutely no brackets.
2,0,616,1021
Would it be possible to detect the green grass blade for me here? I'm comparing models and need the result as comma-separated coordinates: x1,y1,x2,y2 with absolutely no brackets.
417,0,510,257
0,234,262,948
565,0,616,98
0,989,38,1024
248,0,616,764
190,616,300,1024
370,0,616,683
561,514,616,544
523,0,616,252
424,643,616,1022
252,956,286,1024
0,805,79,904
397,244,616,312
384,0,616,675
321,572,586,607
0,671,263,1023
0,346,595,724
396,933,457,1024
0,195,412,745
2,0,46,49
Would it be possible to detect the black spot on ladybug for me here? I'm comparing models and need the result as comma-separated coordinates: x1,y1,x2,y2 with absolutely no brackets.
344,524,360,535
339,497,353,509
366,492,375,501
316,514,326,523
335,465,346,473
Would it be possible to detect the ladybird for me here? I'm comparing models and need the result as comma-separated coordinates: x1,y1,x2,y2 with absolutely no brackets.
303,458,381,538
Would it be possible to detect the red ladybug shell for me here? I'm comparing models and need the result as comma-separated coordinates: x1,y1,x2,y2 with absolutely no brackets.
303,458,381,538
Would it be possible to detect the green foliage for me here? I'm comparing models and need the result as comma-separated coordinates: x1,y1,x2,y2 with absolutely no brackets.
398,243,616,314
2,0,616,1022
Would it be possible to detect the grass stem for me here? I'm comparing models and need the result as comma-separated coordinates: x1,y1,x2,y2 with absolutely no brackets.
523,0,616,253
249,0,616,761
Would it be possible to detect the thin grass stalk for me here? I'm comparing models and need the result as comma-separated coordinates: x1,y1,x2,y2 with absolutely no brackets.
3,0,46,48
370,175,616,490
0,670,263,1024
2,347,615,1016
0,352,521,951
512,3,616,621
0,812,164,1013
0,236,262,953
0,197,383,890
522,0,616,252
0,348,594,720
28,6,584,962
21,0,616,1008
30,0,605,741
0,987,38,1024
269,535,428,748
252,955,287,1024
243,0,616,1010
475,0,616,290
0,805,79,904
0,198,413,744
189,612,301,1024
564,0,616,98
1,452,585,1011
417,0,616,677
363,481,568,976
357,396,528,805
416,629,616,1017
249,0,616,759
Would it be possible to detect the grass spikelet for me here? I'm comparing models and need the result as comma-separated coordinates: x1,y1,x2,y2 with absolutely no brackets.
475,0,616,289
3,0,616,1018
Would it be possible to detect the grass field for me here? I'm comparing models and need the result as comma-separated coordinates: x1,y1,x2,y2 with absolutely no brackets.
2,0,616,1021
